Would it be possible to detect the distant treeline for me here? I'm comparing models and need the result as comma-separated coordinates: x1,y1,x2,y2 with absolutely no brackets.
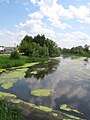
19,34,61,57
62,45,90,56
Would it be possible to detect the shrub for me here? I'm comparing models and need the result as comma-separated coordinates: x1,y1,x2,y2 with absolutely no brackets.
10,50,20,59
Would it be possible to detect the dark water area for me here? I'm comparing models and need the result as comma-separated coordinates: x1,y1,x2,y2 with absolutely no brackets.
1,56,90,119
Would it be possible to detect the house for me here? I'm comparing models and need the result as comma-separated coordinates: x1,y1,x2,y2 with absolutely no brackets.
4,47,16,53
0,46,17,54
0,46,5,53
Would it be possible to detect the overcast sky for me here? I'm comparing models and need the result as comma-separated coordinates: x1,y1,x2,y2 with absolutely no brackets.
0,0,90,48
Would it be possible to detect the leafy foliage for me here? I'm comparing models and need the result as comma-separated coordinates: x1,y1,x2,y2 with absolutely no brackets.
10,50,20,59
62,44,90,57
19,34,61,57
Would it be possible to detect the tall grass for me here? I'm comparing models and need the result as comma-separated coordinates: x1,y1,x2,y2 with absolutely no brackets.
0,54,49,69
0,55,28,69
0,100,23,120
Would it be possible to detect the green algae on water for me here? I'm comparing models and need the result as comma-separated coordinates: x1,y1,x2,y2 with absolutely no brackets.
0,92,16,99
31,89,52,97
30,71,37,74
0,68,27,89
0,62,39,89
60,104,81,114
60,104,71,111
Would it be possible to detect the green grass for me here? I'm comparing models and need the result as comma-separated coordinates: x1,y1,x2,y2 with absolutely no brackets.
0,54,49,69
0,55,28,69
0,100,23,120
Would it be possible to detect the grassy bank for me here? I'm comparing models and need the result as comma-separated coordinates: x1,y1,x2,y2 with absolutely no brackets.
0,100,23,120
0,54,49,69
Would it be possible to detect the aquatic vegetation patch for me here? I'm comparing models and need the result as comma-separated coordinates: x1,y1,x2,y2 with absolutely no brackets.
10,98,23,104
31,89,52,97
17,62,39,68
60,104,71,111
0,69,5,72
0,67,28,89
38,106,53,112
65,114,80,120
1,82,15,89
0,92,16,99
53,113,58,117
0,62,40,89
30,71,37,74
60,104,81,114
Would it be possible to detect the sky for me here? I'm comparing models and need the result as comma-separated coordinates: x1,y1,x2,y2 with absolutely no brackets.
0,0,90,48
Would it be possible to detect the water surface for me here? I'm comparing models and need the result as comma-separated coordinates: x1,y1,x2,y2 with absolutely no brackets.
0,56,90,119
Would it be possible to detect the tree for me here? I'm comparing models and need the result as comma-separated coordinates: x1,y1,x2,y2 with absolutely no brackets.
84,44,89,52
19,34,61,57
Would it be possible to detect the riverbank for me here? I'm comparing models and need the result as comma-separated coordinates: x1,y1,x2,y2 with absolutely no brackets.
0,100,23,120
62,53,90,57
0,91,82,120
0,54,49,69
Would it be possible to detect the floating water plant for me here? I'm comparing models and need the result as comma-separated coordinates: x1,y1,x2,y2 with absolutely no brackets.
60,104,81,114
0,62,40,89
65,114,80,120
0,68,28,89
1,82,14,89
30,71,37,74
0,69,5,72
0,92,16,99
31,89,52,97
60,104,71,111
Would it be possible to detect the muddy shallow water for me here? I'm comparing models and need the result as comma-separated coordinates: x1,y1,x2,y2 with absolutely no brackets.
0,56,90,119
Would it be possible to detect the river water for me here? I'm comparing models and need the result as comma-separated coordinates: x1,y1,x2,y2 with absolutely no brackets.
0,56,90,119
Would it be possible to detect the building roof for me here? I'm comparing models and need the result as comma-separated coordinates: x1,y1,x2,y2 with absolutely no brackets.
4,47,16,50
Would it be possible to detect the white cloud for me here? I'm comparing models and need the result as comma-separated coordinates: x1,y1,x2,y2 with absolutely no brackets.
0,29,27,47
38,0,72,29
68,5,90,23
16,18,56,40
30,0,90,23
28,11,44,19
1,0,90,47
57,31,90,48
30,0,38,4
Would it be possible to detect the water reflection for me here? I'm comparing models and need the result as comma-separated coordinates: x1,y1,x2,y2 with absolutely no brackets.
25,59,60,80
1,57,90,119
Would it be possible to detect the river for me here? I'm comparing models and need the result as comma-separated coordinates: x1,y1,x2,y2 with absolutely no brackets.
0,56,90,119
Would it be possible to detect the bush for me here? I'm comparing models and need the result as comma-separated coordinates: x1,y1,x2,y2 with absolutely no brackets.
10,50,20,59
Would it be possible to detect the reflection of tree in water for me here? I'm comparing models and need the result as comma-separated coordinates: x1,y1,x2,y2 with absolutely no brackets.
25,59,60,80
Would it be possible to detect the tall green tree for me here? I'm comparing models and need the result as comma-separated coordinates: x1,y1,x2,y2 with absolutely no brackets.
19,34,61,57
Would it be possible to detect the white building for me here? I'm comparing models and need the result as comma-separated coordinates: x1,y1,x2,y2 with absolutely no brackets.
0,46,5,53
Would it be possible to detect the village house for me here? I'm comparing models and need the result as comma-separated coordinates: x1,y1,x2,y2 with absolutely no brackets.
4,47,16,53
0,46,16,54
